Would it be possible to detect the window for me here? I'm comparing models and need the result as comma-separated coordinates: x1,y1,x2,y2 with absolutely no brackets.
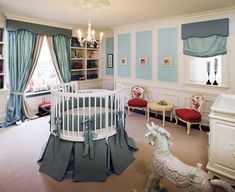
184,55,227,87
181,19,229,88
27,36,60,92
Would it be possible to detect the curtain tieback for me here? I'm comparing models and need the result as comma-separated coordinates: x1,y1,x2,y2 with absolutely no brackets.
11,92,25,96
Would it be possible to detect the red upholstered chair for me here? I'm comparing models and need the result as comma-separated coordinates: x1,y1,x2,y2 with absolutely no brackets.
175,94,204,135
127,86,148,117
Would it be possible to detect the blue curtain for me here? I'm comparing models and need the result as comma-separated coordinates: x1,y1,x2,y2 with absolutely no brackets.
0,29,36,127
53,35,71,82
183,35,227,57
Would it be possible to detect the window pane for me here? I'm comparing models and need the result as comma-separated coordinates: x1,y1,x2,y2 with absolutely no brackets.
27,36,60,92
189,55,221,85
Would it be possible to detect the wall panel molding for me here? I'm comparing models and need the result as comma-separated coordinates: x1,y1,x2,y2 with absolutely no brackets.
103,80,222,126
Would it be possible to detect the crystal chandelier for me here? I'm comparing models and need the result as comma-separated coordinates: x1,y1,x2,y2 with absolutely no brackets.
77,17,104,48
74,0,109,47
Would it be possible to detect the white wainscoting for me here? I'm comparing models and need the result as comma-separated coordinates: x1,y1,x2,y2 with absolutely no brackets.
103,79,219,126
25,79,224,126
26,94,51,114
102,78,114,90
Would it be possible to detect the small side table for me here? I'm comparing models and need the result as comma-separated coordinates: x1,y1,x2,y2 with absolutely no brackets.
147,101,174,126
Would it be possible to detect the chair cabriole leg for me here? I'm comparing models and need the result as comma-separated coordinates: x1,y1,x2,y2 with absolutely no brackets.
175,115,178,125
186,122,191,135
128,106,130,115
199,124,202,131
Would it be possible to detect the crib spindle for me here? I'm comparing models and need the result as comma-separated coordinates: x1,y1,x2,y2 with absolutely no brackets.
71,96,74,137
105,95,109,136
94,96,97,133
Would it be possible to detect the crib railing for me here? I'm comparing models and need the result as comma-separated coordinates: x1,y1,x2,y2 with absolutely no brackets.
50,82,125,142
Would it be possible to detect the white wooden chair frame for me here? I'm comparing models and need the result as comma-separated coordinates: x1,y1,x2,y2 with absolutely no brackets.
175,94,204,135
127,85,147,117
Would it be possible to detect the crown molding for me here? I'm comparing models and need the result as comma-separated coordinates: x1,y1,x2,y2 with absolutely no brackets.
113,6,235,31
4,12,76,29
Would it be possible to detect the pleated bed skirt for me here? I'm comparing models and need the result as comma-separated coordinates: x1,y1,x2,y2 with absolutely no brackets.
39,132,138,182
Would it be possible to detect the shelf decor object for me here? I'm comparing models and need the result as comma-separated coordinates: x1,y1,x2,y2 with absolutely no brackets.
206,61,211,85
213,58,218,85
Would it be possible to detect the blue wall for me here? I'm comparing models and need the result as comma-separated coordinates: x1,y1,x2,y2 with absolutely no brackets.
136,31,152,80
105,37,114,76
118,33,131,78
158,27,178,82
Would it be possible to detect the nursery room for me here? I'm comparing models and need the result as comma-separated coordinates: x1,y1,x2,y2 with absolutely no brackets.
0,0,235,192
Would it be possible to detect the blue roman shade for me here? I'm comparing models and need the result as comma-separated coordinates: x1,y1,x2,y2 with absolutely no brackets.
181,18,229,57
182,18,229,39
6,19,72,38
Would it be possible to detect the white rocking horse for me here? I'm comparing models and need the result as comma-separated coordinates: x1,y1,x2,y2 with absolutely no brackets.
144,122,235,192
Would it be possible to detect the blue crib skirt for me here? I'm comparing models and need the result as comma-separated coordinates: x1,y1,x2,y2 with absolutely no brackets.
39,132,138,181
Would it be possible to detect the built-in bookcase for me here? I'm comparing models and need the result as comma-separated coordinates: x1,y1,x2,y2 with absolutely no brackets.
0,28,4,89
70,37,100,82
0,27,7,122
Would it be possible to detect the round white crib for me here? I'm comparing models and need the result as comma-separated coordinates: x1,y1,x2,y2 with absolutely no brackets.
50,82,125,141
39,82,137,182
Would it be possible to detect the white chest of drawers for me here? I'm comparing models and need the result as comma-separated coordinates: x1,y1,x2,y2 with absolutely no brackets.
207,94,235,185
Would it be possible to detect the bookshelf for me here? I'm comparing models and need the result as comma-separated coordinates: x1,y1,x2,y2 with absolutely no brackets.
70,37,100,83
0,27,7,122
0,28,4,89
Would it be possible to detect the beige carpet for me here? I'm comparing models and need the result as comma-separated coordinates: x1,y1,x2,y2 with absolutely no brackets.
0,113,208,192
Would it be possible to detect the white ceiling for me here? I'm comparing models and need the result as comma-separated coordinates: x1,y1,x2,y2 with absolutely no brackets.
1,0,235,29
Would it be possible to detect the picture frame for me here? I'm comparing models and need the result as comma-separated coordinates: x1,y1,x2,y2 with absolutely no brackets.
161,57,173,67
107,54,113,68
140,57,148,65
120,57,127,65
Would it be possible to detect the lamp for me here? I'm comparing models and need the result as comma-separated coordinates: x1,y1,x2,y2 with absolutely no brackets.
77,17,104,48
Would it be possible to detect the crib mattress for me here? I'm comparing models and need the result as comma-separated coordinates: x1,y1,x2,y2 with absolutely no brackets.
60,107,116,139
66,106,111,116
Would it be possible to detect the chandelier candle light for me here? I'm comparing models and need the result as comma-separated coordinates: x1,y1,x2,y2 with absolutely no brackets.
77,18,104,48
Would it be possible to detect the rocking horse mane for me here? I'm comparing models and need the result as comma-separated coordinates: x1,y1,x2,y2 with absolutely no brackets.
146,122,172,146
